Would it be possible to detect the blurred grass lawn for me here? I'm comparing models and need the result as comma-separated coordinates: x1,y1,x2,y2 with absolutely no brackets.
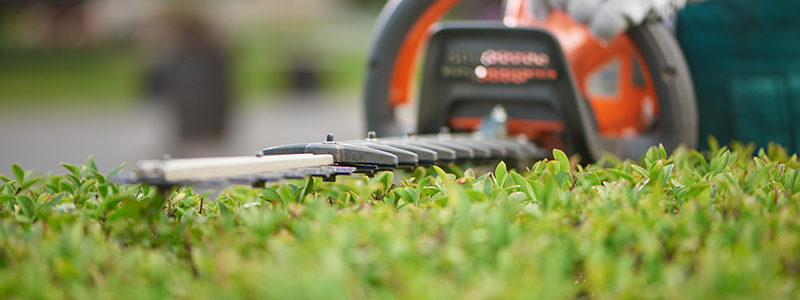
0,28,369,106
0,47,140,106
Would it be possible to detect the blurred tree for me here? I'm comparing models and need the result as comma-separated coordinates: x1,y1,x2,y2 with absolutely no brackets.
0,0,90,48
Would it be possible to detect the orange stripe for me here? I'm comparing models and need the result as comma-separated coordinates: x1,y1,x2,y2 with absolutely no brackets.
388,0,463,107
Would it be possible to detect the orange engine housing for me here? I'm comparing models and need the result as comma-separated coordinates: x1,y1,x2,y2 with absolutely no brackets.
386,0,659,140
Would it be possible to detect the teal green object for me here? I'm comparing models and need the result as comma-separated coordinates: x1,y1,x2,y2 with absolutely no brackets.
677,0,800,152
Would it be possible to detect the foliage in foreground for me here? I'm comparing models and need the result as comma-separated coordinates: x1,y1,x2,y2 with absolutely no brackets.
2,142,800,299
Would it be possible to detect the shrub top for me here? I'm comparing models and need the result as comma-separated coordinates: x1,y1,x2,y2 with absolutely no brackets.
1,142,799,299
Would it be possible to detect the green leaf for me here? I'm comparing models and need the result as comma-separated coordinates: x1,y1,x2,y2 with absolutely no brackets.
417,176,432,198
644,158,654,171
692,151,710,174
393,188,410,202
662,164,675,185
98,184,109,199
60,163,80,177
278,186,295,204
65,175,81,191
511,172,536,202
542,175,558,210
85,156,99,173
140,184,151,198
217,201,233,228
297,177,315,203
60,181,76,195
336,192,352,206
16,195,35,218
0,194,15,205
93,171,106,185
0,174,10,182
532,160,546,173
494,161,508,188
19,177,41,191
648,160,663,179
553,149,570,172
432,165,448,182
78,179,97,195
708,135,720,153
412,167,426,184
488,187,505,202
107,162,126,179
44,193,65,210
780,169,795,194
11,164,24,186
631,165,649,178
465,189,486,201
645,147,658,168
658,143,668,160
555,171,569,189
711,150,730,175
36,194,49,204
372,171,394,192
261,188,284,206
546,160,562,175
793,173,800,194
464,168,475,179
585,172,602,186
1,183,13,195
606,169,633,181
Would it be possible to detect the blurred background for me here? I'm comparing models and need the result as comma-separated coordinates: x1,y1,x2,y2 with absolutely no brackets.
0,0,376,173
0,0,501,173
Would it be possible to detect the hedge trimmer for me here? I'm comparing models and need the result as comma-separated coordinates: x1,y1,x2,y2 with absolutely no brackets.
131,0,697,187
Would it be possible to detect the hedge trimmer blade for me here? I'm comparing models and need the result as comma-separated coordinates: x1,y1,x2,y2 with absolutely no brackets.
126,131,542,189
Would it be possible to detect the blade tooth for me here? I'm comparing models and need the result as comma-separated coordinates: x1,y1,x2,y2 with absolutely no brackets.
377,141,438,165
509,139,544,159
345,132,438,166
261,143,310,155
263,142,399,169
476,137,546,170
487,138,528,158
344,142,419,167
309,143,398,168
386,139,457,163
464,136,521,161
402,138,473,161
420,133,501,160
383,138,458,164
412,133,488,159
462,134,544,161
457,137,509,159
436,139,492,159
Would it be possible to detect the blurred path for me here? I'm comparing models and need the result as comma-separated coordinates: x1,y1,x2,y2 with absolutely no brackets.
0,96,364,174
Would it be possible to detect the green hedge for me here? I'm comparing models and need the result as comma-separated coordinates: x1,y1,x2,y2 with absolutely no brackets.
1,142,800,299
